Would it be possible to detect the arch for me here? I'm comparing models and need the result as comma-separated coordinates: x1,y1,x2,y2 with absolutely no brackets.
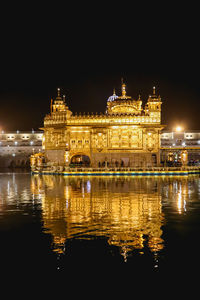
21,160,25,167
9,160,16,168
70,154,90,167
25,160,30,167
110,104,139,114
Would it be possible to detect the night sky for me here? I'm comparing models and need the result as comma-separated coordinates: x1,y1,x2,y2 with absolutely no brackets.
0,4,200,131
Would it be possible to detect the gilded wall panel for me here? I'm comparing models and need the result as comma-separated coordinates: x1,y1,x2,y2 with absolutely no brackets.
108,128,143,149
69,128,91,151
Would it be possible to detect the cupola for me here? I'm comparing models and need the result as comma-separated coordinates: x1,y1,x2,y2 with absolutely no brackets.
106,81,142,115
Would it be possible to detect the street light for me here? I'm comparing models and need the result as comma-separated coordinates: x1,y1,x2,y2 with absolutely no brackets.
176,126,183,132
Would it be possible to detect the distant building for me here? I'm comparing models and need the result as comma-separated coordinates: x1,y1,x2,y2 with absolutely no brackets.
160,130,200,165
0,130,43,168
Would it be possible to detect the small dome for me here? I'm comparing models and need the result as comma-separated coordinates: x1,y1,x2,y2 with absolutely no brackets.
107,89,118,102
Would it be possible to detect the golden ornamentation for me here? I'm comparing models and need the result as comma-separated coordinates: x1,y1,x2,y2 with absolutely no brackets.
36,82,164,167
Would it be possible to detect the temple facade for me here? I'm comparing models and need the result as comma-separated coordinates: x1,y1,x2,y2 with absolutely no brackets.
41,82,164,168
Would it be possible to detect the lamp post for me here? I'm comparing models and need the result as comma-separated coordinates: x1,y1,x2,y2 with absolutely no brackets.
172,125,185,166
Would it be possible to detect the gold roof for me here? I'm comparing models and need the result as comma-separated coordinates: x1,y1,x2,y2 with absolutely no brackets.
106,82,142,115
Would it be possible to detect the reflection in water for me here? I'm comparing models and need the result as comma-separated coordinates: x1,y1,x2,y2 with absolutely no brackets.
1,173,197,264
31,175,165,261
1,172,200,273
1,171,200,280
0,173,36,208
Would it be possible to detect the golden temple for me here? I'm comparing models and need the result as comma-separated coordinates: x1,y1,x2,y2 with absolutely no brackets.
37,82,164,168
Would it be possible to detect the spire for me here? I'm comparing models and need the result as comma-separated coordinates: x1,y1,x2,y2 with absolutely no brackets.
121,79,127,98
50,98,53,114
117,79,131,100
148,86,162,103
57,88,60,97
56,88,62,100
149,86,158,100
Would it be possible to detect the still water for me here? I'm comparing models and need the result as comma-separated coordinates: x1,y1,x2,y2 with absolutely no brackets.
1,172,200,282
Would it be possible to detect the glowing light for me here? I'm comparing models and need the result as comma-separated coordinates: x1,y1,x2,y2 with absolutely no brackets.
177,191,182,214
176,126,182,132
86,180,91,193
64,151,69,162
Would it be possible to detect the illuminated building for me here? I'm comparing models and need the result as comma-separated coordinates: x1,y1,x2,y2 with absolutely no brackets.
1,128,200,169
161,129,200,165
0,130,43,167
41,83,164,168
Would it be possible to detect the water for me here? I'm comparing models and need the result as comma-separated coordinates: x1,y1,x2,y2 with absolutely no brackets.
1,172,200,290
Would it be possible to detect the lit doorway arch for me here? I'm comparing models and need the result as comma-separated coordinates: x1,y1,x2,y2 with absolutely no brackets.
70,154,90,167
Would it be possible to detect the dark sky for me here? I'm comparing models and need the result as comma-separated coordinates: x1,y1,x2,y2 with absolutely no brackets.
0,4,200,131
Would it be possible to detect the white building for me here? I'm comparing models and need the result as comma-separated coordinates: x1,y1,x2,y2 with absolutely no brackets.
0,130,43,168
161,130,200,165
